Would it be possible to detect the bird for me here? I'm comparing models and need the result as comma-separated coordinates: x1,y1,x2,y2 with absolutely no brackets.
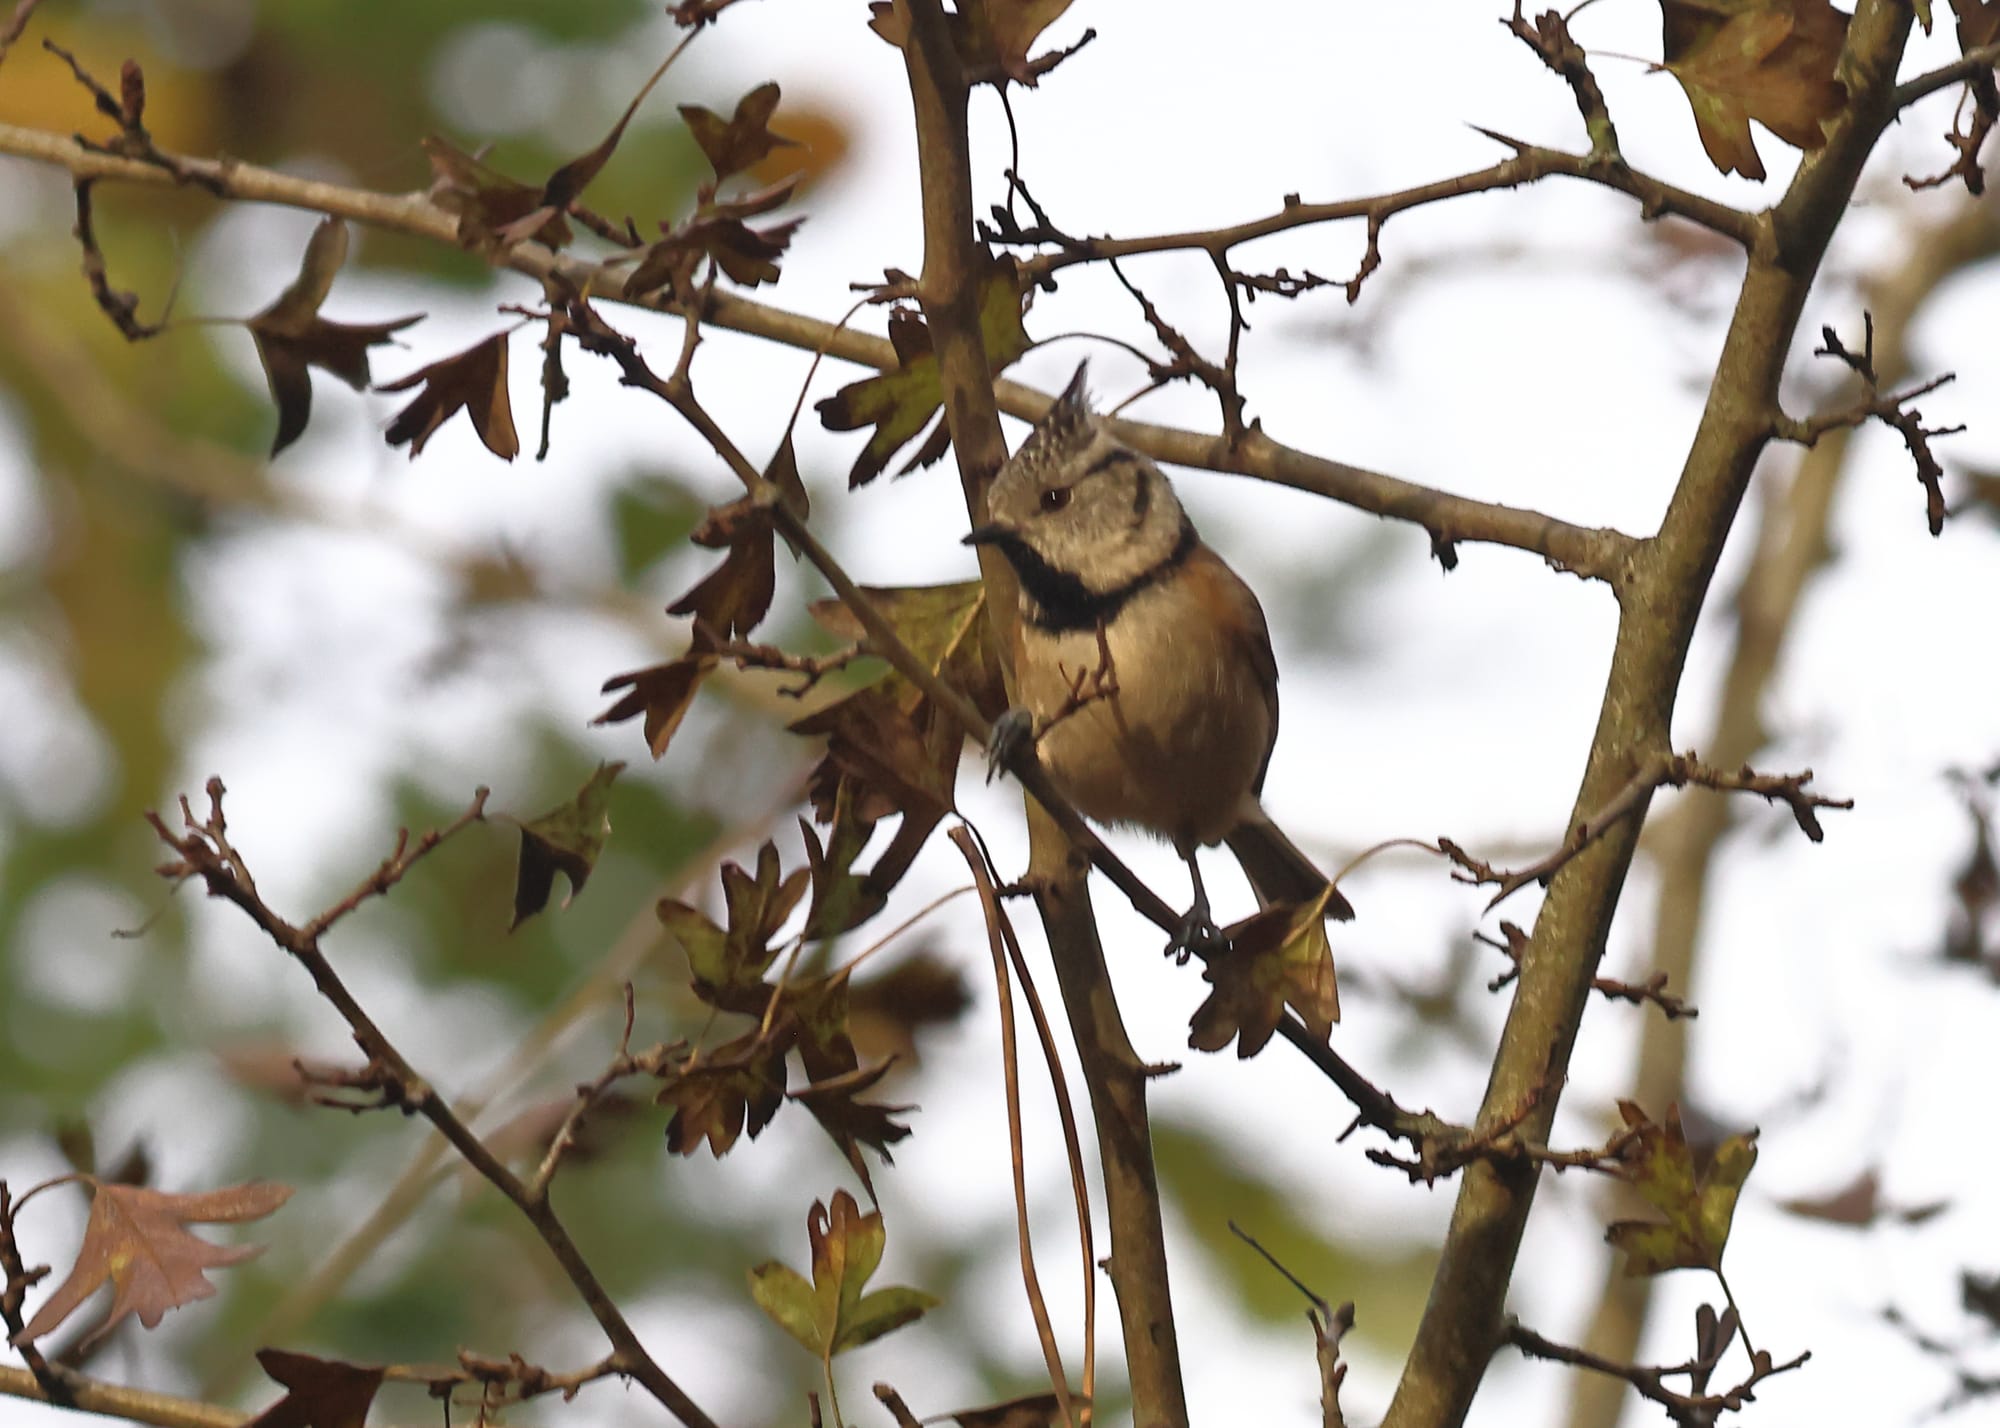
963,362,1354,955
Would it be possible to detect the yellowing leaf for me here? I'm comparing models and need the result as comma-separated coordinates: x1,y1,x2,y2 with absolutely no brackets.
1605,1102,1759,1276
1187,888,1342,1058
658,840,808,998
507,761,623,929
15,1180,292,1346
1660,0,1850,180
658,1031,788,1156
815,256,1032,486
749,1189,937,1360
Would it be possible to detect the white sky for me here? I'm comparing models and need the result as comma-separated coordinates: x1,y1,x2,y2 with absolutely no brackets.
5,3,2000,1427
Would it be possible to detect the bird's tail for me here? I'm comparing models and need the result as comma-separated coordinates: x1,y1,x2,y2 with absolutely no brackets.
1224,809,1356,921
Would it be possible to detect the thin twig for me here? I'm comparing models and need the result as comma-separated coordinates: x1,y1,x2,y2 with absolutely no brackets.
951,827,1078,1428
1506,1318,1809,1423
0,120,1638,582
146,784,720,1428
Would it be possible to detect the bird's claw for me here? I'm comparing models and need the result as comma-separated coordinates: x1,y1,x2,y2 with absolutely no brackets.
1164,907,1227,965
986,706,1035,785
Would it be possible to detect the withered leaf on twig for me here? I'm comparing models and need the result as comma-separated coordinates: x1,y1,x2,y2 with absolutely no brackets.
1604,1101,1758,1276
248,217,422,456
866,0,1076,85
594,651,719,760
789,1058,913,1200
748,1188,937,1360
1186,887,1342,1059
507,761,624,929
380,330,521,461
493,42,688,246
14,1179,292,1346
657,840,810,1000
1954,0,2000,50
815,256,1032,486
246,1349,385,1428
1660,0,1850,180
424,137,574,250
680,81,799,181
669,498,777,641
658,1030,789,1156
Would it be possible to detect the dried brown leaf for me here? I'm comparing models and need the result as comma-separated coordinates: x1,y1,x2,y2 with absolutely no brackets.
247,217,422,455
595,652,718,760
380,331,520,461
680,81,799,181
246,1349,385,1428
15,1180,292,1346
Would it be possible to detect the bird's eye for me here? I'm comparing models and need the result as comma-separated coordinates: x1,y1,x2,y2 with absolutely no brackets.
1039,486,1071,512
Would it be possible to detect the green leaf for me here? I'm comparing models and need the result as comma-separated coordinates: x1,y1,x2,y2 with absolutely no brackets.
659,840,808,1000
752,1189,935,1360
508,761,624,929
835,1285,939,1353
1605,1102,1760,1276
747,1261,823,1355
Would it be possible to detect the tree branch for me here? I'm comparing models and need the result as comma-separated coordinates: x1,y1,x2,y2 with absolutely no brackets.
145,783,721,1428
0,120,1636,582
0,1365,242,1428
1563,172,2000,1428
1382,6,1917,1424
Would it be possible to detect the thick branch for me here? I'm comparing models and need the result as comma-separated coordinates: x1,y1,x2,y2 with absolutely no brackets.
1564,178,2000,1428
0,1365,242,1428
1382,6,1916,1425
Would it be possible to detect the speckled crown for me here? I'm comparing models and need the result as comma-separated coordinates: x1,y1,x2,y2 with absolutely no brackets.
1010,361,1095,476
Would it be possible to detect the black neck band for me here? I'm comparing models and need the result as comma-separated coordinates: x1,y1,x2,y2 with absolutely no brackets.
990,517,1199,634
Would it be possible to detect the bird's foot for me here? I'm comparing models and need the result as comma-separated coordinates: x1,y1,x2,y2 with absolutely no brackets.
1164,905,1227,965
985,706,1035,785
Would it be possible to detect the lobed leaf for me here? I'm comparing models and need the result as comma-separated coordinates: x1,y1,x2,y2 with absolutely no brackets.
15,1180,292,1346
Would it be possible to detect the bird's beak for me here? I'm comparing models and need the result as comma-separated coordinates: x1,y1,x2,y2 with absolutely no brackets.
962,524,1009,547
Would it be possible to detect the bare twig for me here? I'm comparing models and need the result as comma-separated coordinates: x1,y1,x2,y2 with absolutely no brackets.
1776,316,1963,535
1504,2,1621,159
952,828,1080,1428
1443,751,1850,908
145,783,720,1428
0,1185,71,1408
1508,1318,1809,1424
1228,1222,1354,1428
1478,921,1697,1020
0,121,1637,582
